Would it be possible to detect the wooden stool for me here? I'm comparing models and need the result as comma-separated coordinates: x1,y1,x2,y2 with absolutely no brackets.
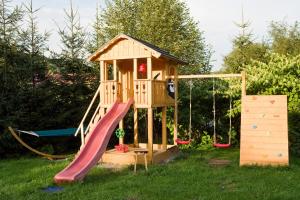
133,149,148,173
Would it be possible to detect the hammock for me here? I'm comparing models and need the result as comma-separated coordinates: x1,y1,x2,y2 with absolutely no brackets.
8,127,71,160
17,128,77,137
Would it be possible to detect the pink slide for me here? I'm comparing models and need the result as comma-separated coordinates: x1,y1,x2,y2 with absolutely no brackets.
54,98,133,183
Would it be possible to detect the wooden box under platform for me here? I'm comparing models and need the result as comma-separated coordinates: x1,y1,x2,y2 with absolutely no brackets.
100,143,180,166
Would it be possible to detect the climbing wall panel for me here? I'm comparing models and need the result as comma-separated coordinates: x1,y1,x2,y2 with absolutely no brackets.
240,95,289,166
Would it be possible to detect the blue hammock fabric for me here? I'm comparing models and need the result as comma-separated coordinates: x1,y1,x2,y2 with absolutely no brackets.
17,128,77,137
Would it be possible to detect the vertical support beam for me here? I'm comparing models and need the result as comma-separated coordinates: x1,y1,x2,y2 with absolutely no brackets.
133,58,138,147
100,61,105,81
147,57,152,106
241,71,246,97
133,58,137,80
147,108,153,163
173,66,178,143
162,106,167,150
100,61,105,104
104,62,108,81
147,57,152,80
134,106,138,147
119,119,124,145
113,60,117,81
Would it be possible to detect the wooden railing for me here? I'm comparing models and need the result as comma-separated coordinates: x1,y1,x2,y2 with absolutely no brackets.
134,80,171,107
102,80,121,106
134,80,151,106
75,84,102,146
152,80,167,105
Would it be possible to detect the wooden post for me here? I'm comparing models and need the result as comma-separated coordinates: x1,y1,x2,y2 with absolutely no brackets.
100,61,105,103
162,106,167,150
113,60,118,81
173,66,178,143
147,57,152,106
134,106,138,147
100,61,105,81
133,58,137,80
119,119,124,145
241,71,246,97
147,108,153,163
133,58,138,147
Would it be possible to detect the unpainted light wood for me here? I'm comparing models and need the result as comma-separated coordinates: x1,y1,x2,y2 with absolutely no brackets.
162,106,167,150
98,38,152,61
133,58,137,80
147,108,153,163
241,71,246,97
113,60,118,81
168,73,242,79
75,84,101,137
240,95,288,166
101,144,179,165
147,57,152,105
173,66,178,143
101,81,121,106
119,119,124,145
134,106,138,147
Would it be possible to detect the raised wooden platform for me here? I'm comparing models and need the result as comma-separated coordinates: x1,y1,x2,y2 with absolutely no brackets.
100,143,179,166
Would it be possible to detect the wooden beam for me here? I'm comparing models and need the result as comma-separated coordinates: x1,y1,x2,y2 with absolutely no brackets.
119,119,124,145
100,61,105,81
162,106,167,150
134,106,138,147
133,58,137,80
174,66,178,143
168,73,242,79
113,60,117,81
147,57,152,80
147,57,152,106
241,71,246,97
147,108,153,163
104,62,108,80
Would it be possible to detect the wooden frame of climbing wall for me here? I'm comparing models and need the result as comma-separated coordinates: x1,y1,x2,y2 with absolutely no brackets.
240,95,289,166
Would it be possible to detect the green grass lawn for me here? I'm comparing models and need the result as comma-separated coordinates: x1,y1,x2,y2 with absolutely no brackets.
1,148,300,200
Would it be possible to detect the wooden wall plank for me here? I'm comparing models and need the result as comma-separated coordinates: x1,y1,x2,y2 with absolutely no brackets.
240,95,289,166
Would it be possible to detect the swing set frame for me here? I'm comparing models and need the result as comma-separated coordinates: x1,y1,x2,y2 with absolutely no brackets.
173,72,246,147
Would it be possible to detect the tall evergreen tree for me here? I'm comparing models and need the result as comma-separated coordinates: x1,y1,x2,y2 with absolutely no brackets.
18,0,50,86
0,0,22,92
223,9,268,73
87,3,105,54
56,0,86,73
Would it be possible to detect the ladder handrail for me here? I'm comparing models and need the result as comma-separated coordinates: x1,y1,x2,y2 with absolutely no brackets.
75,84,101,137
84,103,102,136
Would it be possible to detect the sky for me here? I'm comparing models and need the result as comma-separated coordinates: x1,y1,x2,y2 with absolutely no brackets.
12,0,300,70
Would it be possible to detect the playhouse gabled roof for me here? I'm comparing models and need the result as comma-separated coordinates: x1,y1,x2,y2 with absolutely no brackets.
88,34,188,65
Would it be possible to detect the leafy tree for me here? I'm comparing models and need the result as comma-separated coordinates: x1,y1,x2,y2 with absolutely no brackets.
93,0,211,74
238,53,300,154
269,20,300,56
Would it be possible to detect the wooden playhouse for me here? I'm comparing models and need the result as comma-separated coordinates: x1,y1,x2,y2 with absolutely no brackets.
75,34,289,167
76,34,186,165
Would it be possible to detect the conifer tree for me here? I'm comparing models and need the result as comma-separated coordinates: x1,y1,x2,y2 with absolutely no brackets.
18,0,49,86
0,0,22,92
57,0,86,73
223,8,268,73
